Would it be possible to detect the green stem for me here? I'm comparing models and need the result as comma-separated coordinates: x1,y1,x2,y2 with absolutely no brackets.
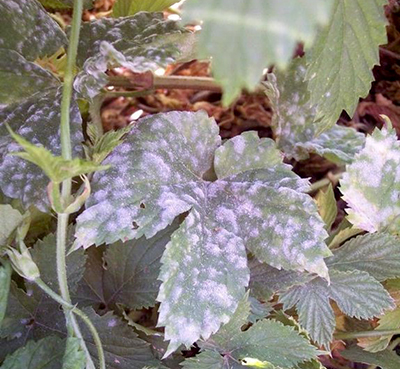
307,172,343,194
56,0,100,367
334,329,400,339
35,279,105,369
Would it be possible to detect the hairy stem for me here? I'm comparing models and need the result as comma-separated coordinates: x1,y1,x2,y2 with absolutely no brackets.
335,329,400,339
57,0,98,367
35,279,105,369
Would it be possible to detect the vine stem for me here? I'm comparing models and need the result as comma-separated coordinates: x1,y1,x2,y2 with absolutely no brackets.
35,279,105,369
57,0,100,367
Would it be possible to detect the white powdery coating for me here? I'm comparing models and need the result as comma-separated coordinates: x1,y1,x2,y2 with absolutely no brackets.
341,125,400,232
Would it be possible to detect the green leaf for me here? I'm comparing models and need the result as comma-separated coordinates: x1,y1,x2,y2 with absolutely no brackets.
0,283,158,368
39,0,93,9
7,126,108,184
113,0,178,17
279,276,335,348
183,0,333,105
0,263,12,328
0,88,83,211
73,222,177,310
0,205,23,246
76,111,330,353
229,320,319,368
0,50,59,105
305,0,387,129
182,350,225,369
184,296,319,369
359,307,400,352
0,0,67,61
0,336,66,369
280,269,394,347
248,297,273,324
79,309,159,369
326,233,400,281
340,123,400,234
249,257,312,301
316,184,337,230
264,57,365,162
340,346,400,369
84,124,132,165
74,13,190,100
31,227,86,294
62,337,85,369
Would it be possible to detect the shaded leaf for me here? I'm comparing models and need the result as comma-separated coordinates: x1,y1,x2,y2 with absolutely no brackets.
31,227,86,294
340,122,400,233
0,0,66,61
79,309,158,369
113,0,178,17
0,336,65,369
0,49,59,105
185,296,318,369
248,297,273,324
340,346,400,369
248,257,313,300
316,184,337,230
306,0,387,129
265,57,365,162
76,112,330,353
0,262,12,327
0,205,23,245
182,350,225,369
358,308,400,352
8,127,107,184
183,0,333,104
62,337,85,369
280,269,394,347
73,222,178,310
327,233,400,281
74,13,190,100
0,88,83,211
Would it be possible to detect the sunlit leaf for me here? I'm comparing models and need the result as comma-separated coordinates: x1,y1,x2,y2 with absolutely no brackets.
183,0,333,104
62,337,85,369
327,233,400,281
76,111,330,354
113,0,178,17
0,263,12,328
340,122,400,234
0,205,23,246
305,0,387,129
315,184,337,230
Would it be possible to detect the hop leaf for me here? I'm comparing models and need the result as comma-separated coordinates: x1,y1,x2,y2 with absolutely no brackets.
76,111,331,354
340,121,400,234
